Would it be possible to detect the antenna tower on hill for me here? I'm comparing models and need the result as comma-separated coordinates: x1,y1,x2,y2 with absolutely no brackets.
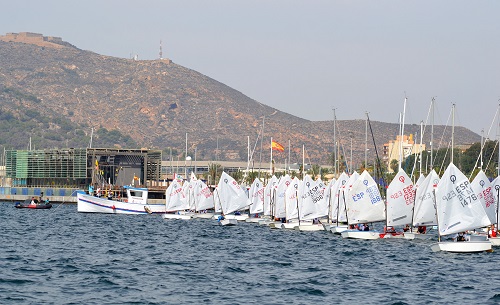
159,40,163,60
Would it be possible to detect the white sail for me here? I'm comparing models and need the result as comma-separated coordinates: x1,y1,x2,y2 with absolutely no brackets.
330,172,349,222
471,170,496,225
325,178,336,221
217,172,250,215
194,180,215,211
345,170,385,224
436,163,492,236
165,179,189,212
299,175,327,221
415,174,425,189
274,175,292,219
285,177,300,221
213,186,222,213
263,175,278,216
386,169,415,227
413,170,439,226
340,171,360,222
248,178,264,215
492,176,500,225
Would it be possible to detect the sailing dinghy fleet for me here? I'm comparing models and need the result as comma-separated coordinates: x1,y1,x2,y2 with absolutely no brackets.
77,162,500,253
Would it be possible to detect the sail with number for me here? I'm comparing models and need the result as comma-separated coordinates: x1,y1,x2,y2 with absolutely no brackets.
274,175,292,219
345,170,385,224
285,177,300,221
435,163,492,236
413,170,439,226
248,178,264,215
194,180,215,211
386,169,415,227
471,170,496,225
263,175,278,216
299,175,328,221
165,179,189,212
217,172,250,215
330,172,349,223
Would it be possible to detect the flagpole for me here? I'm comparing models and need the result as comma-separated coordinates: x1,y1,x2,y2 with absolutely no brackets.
270,137,273,176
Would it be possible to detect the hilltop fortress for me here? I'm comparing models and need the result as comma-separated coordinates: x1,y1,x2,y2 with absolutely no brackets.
0,32,76,49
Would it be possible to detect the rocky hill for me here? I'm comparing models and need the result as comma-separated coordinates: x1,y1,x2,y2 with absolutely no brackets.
0,32,480,166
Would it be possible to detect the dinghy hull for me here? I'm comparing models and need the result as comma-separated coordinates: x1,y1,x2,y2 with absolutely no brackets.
430,241,492,253
341,230,380,240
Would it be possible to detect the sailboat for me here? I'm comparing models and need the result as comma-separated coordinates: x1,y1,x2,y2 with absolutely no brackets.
341,170,386,239
431,104,493,253
489,176,500,245
259,175,279,226
330,171,359,234
269,175,292,228
431,163,493,252
295,175,327,231
411,170,440,238
162,179,192,220
281,177,301,229
245,177,265,223
382,168,414,239
215,171,251,226
469,170,497,241
192,179,216,219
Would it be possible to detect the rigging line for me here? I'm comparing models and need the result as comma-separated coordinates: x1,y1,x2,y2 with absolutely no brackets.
484,140,499,176
438,141,451,175
434,106,452,166
469,105,500,176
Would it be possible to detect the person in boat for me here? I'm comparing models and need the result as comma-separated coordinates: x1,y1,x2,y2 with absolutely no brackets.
489,225,497,238
456,232,466,242
45,197,50,205
217,213,225,222
358,223,365,231
403,224,410,232
30,197,36,205
384,226,396,233
417,226,427,234
313,218,319,224
88,185,94,196
363,223,370,231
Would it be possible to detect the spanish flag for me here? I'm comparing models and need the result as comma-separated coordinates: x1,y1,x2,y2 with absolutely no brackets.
271,140,285,152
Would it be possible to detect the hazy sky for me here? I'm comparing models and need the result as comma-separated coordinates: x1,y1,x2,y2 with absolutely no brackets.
2,1,500,137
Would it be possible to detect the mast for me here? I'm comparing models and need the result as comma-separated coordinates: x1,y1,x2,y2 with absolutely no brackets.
399,97,407,170
480,129,484,170
288,139,291,175
365,112,368,170
270,137,273,175
419,121,424,176
259,116,264,179
430,97,435,172
333,108,337,176
451,104,455,164
302,144,305,179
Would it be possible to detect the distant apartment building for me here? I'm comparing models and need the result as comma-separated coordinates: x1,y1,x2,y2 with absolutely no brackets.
383,134,426,172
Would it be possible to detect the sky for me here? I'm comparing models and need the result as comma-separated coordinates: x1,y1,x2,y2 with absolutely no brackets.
2,0,500,137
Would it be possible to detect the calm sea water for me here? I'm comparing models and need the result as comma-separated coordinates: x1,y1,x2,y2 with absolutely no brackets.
2,203,500,305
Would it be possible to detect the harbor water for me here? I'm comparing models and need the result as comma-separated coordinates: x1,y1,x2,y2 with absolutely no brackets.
1,203,500,305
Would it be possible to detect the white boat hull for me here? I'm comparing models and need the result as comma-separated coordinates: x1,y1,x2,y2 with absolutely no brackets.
162,213,192,220
223,214,249,221
281,222,300,229
77,192,165,214
294,224,325,231
245,217,262,223
341,230,380,240
330,225,349,234
193,212,215,219
430,241,492,253
489,237,500,246
218,218,238,226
